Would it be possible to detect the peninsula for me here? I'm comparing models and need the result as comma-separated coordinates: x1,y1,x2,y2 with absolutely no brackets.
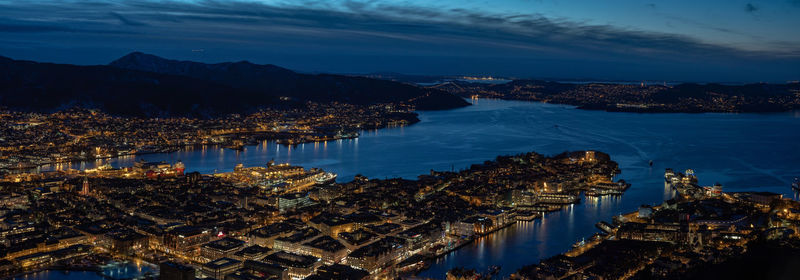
0,150,628,279
511,169,800,280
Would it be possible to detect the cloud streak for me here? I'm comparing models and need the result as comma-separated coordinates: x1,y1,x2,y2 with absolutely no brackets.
109,11,148,26
62,0,788,57
0,23,72,33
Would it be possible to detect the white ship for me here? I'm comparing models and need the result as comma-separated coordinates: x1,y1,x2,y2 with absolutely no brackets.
315,172,338,184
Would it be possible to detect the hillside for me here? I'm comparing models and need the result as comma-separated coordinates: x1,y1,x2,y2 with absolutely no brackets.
0,56,273,118
0,54,468,117
109,52,468,108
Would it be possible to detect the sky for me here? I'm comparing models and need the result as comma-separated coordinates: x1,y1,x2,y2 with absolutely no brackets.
0,0,798,82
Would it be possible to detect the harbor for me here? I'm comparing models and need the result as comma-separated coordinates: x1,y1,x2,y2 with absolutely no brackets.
6,99,800,278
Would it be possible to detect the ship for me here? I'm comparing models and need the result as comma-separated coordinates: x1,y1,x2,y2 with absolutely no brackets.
315,172,338,185
335,130,360,139
793,178,800,192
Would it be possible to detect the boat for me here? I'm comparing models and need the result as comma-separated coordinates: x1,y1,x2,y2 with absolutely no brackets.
224,143,244,151
487,265,501,276
572,238,586,249
515,210,539,221
793,178,800,192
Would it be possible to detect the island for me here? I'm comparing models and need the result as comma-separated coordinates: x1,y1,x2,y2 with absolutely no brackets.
0,150,628,279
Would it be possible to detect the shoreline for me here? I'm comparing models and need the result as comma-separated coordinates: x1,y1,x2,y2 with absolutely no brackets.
1,120,419,174
10,259,159,280
466,95,800,114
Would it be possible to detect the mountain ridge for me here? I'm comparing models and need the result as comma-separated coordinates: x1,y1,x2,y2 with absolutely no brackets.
0,53,468,117
109,52,469,108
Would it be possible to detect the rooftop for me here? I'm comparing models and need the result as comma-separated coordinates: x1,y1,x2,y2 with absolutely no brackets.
264,251,319,268
203,257,242,270
203,237,246,251
303,236,346,252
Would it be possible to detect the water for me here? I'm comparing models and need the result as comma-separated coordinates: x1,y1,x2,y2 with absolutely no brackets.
14,261,156,280
36,99,800,278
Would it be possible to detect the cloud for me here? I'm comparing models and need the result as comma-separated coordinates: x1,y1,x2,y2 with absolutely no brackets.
745,3,759,13
0,0,790,58
654,13,764,42
0,18,137,35
0,23,72,33
109,11,148,26
87,0,771,58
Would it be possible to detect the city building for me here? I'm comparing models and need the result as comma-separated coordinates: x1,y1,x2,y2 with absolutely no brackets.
159,261,196,280
201,237,246,262
202,257,242,280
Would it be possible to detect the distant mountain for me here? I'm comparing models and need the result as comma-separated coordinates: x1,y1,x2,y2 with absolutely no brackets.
109,52,468,108
0,55,274,118
436,79,800,113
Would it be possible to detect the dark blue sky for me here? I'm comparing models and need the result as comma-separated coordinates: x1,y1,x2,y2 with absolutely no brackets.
1,0,798,82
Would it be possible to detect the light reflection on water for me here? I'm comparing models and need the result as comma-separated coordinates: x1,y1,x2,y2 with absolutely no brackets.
32,99,800,278
14,261,156,280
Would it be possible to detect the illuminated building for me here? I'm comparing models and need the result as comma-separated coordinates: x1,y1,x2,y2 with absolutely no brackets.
80,176,89,196
263,251,321,280
308,213,355,237
248,223,296,249
232,245,272,261
277,192,311,212
201,237,246,262
201,257,242,279
231,260,289,280
308,264,368,280
274,235,347,265
98,229,148,255
164,226,212,254
345,236,406,273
